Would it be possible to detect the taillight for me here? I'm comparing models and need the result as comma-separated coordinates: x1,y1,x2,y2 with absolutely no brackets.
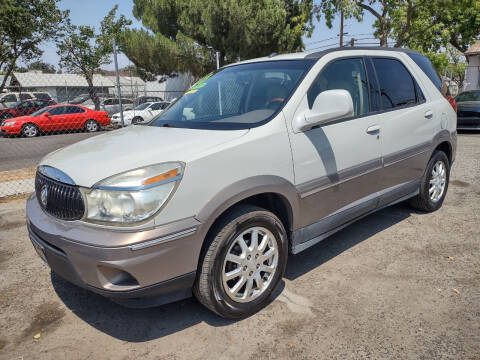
446,96,457,112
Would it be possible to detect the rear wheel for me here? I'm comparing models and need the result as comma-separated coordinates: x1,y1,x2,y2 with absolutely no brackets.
84,119,99,132
194,205,288,319
22,123,39,138
409,150,450,212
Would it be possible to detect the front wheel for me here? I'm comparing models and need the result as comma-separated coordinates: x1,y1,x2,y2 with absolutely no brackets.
131,116,143,125
22,123,39,137
84,119,99,132
194,205,288,319
409,150,450,212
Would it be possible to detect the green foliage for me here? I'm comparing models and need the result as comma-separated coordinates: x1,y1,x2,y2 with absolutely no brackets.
56,6,131,109
27,60,56,73
424,46,467,84
121,0,316,77
317,0,480,52
0,0,66,92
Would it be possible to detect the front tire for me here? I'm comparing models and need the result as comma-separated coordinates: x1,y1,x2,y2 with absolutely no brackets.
84,119,99,132
131,116,143,125
409,150,450,212
194,205,288,319
22,123,39,138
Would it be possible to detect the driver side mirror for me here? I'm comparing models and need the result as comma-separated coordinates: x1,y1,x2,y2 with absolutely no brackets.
44,112,51,117
293,89,354,132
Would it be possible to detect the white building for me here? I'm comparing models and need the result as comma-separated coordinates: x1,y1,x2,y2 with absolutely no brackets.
7,71,144,102
464,40,480,91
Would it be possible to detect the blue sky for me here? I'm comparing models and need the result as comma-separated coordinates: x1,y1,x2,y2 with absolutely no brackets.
36,0,381,71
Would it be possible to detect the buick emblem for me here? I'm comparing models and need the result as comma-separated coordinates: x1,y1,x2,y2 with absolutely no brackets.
40,185,48,207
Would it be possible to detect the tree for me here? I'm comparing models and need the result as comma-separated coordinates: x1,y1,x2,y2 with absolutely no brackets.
318,0,480,52
56,6,131,109
0,0,66,92
27,60,56,73
121,0,316,78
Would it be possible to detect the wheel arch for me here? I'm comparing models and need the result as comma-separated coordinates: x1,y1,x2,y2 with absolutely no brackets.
194,176,300,267
431,130,455,165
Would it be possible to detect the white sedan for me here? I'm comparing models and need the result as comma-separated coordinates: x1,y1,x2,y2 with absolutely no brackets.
111,101,170,126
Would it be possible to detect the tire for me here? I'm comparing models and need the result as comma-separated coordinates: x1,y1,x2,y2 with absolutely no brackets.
84,119,99,132
21,123,39,138
131,116,143,125
194,204,288,319
409,150,450,212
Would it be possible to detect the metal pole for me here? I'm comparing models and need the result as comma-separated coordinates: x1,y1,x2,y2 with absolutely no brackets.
113,38,124,127
339,9,344,47
216,51,220,69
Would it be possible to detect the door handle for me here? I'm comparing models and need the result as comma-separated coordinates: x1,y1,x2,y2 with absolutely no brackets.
366,125,380,134
424,110,433,119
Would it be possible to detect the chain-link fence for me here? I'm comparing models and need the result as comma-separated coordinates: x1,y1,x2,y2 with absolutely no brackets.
0,60,192,198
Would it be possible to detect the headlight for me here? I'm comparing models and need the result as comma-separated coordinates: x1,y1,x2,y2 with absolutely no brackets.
84,162,183,224
3,121,15,126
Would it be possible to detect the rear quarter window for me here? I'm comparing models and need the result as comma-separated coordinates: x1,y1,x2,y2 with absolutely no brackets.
407,53,443,93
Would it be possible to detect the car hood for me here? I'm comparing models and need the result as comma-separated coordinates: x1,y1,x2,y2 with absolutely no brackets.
40,125,249,187
5,115,30,122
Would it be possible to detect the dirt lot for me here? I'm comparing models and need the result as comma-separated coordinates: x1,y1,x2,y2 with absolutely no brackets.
0,133,479,360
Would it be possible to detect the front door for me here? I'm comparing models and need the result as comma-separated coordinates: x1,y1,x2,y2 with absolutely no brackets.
288,57,383,236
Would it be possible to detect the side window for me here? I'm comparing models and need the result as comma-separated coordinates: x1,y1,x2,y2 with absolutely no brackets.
308,58,369,117
103,99,114,105
407,53,443,93
19,93,32,100
373,58,417,109
66,106,84,114
2,94,16,102
161,102,169,109
33,93,51,100
50,106,67,115
150,103,162,110
122,98,133,104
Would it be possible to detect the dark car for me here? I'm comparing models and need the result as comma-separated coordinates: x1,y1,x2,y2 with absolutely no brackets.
455,90,480,130
0,99,56,124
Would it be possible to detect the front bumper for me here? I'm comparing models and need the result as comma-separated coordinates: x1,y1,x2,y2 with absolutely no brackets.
26,194,201,306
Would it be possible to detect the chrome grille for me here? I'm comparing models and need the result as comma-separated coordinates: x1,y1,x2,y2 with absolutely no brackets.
35,171,84,220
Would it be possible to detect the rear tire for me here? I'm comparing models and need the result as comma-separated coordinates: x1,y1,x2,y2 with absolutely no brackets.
194,205,288,319
84,119,99,132
409,150,450,212
21,123,39,138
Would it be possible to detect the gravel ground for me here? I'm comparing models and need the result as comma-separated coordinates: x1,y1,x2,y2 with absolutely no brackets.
0,133,479,360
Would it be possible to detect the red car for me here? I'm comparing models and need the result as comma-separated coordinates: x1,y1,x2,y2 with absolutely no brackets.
0,99,56,122
0,104,110,137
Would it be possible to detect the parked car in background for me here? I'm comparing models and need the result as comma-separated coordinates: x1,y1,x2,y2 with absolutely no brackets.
0,99,56,124
455,90,480,130
111,101,170,126
133,96,163,107
0,104,110,137
0,92,53,108
26,47,456,319
85,97,134,115
68,93,111,105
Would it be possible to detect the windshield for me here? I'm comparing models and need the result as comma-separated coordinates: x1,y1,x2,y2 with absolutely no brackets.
31,106,51,116
456,91,480,102
150,60,314,130
134,103,151,110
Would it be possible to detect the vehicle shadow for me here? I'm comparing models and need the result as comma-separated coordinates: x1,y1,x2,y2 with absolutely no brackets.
51,202,415,342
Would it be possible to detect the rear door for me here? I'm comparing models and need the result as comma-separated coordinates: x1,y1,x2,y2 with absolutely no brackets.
369,55,436,205
64,106,86,129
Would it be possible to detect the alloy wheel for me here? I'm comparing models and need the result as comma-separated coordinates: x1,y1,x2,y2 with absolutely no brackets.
222,227,279,303
429,160,446,202
23,124,37,137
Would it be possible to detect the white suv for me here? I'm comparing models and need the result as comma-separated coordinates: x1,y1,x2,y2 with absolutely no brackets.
27,47,456,318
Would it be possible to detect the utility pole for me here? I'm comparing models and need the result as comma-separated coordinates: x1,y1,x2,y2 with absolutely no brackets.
113,38,125,127
339,8,344,47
